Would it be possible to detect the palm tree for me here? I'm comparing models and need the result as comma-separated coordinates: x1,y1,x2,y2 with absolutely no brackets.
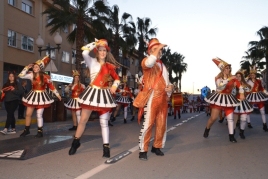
161,47,173,81
42,0,110,75
136,17,157,61
106,5,137,74
242,26,268,86
171,53,187,90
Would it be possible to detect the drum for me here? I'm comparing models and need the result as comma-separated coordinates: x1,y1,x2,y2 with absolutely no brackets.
172,93,183,107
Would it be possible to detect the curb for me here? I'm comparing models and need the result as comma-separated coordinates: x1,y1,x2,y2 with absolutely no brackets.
0,119,37,127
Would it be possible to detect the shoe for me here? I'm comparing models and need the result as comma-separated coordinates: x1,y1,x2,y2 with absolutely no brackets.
174,116,176,119
203,127,210,138
124,119,127,124
35,128,43,138
178,114,181,119
20,129,30,137
218,117,224,123
131,116,135,121
139,152,148,161
248,123,253,129
0,129,8,135
263,123,268,132
108,120,113,126
151,146,164,156
229,134,237,143
7,129,16,134
110,116,116,122
68,126,77,131
239,129,245,139
102,144,110,158
168,113,171,116
69,138,81,155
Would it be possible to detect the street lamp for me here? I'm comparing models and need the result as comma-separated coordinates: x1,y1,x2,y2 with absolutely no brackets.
36,32,62,57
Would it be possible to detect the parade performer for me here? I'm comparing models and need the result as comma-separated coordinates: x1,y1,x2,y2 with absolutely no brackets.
68,39,121,158
64,70,85,131
110,77,134,123
133,38,174,160
203,58,244,143
233,70,253,139
18,56,61,137
171,87,182,119
131,79,143,121
246,66,268,131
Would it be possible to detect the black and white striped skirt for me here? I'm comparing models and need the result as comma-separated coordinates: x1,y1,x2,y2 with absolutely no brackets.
205,92,240,107
234,100,253,114
22,90,54,106
116,96,131,104
64,98,81,110
78,86,116,108
246,92,268,103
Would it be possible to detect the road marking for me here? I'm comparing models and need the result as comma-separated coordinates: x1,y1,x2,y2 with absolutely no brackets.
75,112,203,178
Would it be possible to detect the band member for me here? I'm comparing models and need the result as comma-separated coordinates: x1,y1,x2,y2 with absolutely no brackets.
131,81,143,121
246,66,268,131
64,70,85,131
18,56,61,138
203,58,244,143
111,78,134,124
171,87,181,119
68,39,121,158
233,70,253,139
133,38,174,160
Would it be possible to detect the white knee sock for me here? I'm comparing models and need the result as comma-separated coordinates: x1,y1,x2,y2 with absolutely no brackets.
240,114,247,130
36,108,44,127
260,107,266,123
226,113,234,134
124,107,128,119
247,115,251,123
99,112,110,144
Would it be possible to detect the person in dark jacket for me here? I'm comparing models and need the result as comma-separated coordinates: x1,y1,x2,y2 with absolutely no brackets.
0,71,24,135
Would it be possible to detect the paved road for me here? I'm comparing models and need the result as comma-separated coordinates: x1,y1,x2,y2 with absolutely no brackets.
0,109,268,179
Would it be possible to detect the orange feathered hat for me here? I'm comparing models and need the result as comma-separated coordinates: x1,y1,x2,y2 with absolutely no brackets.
72,70,80,77
249,66,257,74
147,38,161,54
94,39,110,53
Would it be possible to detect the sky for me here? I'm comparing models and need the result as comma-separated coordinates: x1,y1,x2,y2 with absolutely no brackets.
107,0,268,94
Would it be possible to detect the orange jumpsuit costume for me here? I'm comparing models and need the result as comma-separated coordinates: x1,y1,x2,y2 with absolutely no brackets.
137,56,170,152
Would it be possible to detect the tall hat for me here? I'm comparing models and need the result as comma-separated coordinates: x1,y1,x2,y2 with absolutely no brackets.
72,70,80,77
212,57,231,71
147,38,161,54
122,75,128,83
34,56,50,70
235,69,246,75
94,39,110,53
249,66,257,74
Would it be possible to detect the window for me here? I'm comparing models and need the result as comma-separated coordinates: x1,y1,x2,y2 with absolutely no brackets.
21,35,33,51
21,0,32,14
8,0,15,6
72,49,76,64
8,30,16,47
62,51,70,63
46,49,56,59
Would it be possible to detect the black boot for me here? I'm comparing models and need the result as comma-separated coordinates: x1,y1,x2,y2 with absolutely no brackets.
168,113,171,116
102,144,110,158
124,119,127,124
178,113,181,119
35,127,43,138
69,138,80,155
239,129,245,139
139,152,148,161
108,120,113,126
203,127,210,138
248,123,253,129
174,115,176,120
151,146,164,156
68,126,77,131
20,126,30,137
131,116,135,121
229,134,237,143
110,116,116,122
263,123,268,132
233,129,236,136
